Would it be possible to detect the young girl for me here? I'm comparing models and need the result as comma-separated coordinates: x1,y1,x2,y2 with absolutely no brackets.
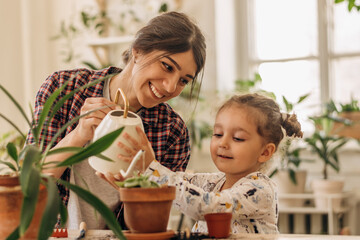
119,93,303,234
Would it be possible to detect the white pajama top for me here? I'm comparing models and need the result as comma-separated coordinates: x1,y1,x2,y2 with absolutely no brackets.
145,160,279,234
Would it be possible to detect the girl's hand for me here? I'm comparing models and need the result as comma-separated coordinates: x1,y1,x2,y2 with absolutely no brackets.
74,97,119,144
117,126,155,171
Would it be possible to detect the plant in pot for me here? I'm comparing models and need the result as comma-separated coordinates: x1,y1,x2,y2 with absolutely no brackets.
115,173,176,238
329,98,360,139
269,94,311,207
305,109,349,210
0,78,126,240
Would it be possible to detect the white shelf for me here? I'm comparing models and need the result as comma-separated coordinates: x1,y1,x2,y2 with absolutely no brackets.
278,191,356,235
87,35,134,47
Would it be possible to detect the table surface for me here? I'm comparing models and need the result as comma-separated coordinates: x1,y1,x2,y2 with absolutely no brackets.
49,229,360,240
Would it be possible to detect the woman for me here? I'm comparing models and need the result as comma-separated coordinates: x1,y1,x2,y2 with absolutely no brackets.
26,11,206,229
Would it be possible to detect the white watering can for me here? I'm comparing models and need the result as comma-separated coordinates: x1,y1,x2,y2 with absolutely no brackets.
88,88,145,176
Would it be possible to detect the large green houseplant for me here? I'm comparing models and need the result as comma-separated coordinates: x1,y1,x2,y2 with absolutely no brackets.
0,76,125,240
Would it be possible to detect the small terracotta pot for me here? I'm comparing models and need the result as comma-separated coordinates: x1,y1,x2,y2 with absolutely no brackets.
204,212,232,238
119,186,176,233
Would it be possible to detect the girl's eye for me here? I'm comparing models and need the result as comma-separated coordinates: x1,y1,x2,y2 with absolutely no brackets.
162,61,173,72
213,133,222,138
234,137,245,142
179,78,189,86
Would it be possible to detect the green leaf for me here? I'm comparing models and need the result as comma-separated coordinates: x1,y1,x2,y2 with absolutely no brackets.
0,84,31,128
0,160,17,172
6,226,20,240
268,169,278,178
56,127,124,167
6,142,18,161
0,113,27,140
289,169,297,185
297,93,310,104
58,201,68,227
58,179,125,239
20,145,41,195
19,167,41,236
47,146,83,156
38,176,61,240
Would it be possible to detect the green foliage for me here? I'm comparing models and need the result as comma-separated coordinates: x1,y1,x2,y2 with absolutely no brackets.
234,73,276,99
335,0,360,12
305,115,348,180
116,174,160,188
339,98,360,112
168,81,213,150
269,94,311,185
0,75,125,240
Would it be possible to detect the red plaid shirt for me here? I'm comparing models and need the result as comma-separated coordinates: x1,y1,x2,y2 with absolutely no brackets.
26,67,190,207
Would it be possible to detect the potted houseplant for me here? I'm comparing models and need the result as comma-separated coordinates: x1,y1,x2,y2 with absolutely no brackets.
116,174,176,237
330,98,360,139
269,94,310,207
0,77,126,240
305,110,348,210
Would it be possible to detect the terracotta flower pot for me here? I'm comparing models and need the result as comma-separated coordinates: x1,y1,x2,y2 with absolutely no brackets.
204,212,232,238
119,186,176,233
0,175,47,239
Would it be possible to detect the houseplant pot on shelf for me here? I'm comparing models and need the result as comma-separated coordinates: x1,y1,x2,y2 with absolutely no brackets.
0,77,125,240
116,174,176,235
305,112,348,210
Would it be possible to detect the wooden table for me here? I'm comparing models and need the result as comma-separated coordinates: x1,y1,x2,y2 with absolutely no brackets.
50,229,360,240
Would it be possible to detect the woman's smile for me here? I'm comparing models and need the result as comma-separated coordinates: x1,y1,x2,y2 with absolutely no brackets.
149,82,164,99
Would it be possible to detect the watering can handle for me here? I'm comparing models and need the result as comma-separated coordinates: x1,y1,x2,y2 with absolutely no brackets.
120,150,144,178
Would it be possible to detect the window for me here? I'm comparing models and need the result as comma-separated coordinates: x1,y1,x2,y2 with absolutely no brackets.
227,0,360,132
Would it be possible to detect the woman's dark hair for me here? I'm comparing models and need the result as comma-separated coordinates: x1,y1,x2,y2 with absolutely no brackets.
218,93,303,149
123,11,206,96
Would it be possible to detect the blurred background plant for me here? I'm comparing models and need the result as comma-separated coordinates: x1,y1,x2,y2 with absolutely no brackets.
52,0,181,69
0,131,25,175
269,94,311,184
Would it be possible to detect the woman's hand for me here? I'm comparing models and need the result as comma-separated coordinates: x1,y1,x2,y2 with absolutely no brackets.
117,126,155,172
74,97,119,144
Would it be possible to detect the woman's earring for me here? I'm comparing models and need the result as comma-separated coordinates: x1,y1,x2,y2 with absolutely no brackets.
134,58,137,64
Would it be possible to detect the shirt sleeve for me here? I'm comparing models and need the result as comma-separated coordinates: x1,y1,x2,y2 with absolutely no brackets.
145,161,276,221
158,114,190,172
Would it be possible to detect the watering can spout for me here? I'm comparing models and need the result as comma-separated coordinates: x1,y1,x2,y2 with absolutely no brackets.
120,150,144,178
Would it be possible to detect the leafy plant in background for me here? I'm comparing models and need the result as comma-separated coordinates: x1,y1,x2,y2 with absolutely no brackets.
335,0,360,12
269,94,311,184
0,131,25,175
168,82,212,150
0,75,126,240
305,105,349,180
234,73,276,99
52,1,173,69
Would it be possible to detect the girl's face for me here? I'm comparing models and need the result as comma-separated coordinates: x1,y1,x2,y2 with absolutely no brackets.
129,49,197,110
210,105,271,179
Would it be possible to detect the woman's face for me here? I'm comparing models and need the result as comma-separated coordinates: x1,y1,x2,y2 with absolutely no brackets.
130,49,197,110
